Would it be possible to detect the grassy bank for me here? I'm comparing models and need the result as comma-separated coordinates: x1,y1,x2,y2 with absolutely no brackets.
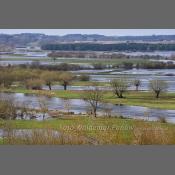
0,57,149,65
0,116,175,145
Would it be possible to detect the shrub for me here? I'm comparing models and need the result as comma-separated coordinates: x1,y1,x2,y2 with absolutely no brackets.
0,99,17,120
25,79,44,90
78,74,90,81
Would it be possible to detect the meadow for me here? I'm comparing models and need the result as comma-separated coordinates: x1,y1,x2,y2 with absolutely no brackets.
0,116,175,145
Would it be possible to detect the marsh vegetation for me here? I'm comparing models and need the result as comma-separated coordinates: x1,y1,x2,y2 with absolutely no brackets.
0,53,175,145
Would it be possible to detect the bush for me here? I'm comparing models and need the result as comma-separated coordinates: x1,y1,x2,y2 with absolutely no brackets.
122,62,133,69
0,99,17,120
92,63,106,69
78,74,90,81
158,116,167,123
0,70,15,88
25,79,44,90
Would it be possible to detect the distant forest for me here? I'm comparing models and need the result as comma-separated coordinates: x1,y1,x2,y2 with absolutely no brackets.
41,43,175,51
0,33,175,46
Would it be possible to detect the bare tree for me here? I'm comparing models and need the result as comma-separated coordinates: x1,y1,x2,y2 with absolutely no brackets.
38,97,48,120
110,78,128,98
59,72,74,90
102,104,112,118
133,79,141,91
25,79,44,90
149,80,168,98
41,71,59,90
48,52,57,62
82,87,104,118
61,99,72,114
52,57,57,62
18,102,29,120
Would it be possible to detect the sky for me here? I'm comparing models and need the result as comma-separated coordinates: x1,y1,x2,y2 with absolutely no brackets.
0,29,175,36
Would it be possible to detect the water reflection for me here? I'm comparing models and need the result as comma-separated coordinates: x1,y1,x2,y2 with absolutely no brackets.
1,92,175,123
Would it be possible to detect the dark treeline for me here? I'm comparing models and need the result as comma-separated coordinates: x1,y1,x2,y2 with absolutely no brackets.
42,43,175,52
17,62,83,71
48,51,166,59
135,61,175,69
113,61,175,69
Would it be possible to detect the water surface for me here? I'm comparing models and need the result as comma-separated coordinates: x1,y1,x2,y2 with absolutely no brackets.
1,92,175,123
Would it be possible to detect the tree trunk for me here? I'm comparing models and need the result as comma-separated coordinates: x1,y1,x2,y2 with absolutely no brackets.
119,93,123,98
43,113,45,120
94,108,97,118
48,84,52,90
156,91,160,98
136,85,138,91
64,84,67,90
115,91,120,98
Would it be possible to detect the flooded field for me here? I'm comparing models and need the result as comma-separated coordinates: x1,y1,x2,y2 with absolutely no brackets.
118,51,175,57
87,68,175,91
1,92,175,123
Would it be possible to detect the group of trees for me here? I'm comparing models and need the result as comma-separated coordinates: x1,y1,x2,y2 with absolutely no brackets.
42,43,175,52
111,61,175,70
19,62,83,71
0,68,75,91
26,71,75,91
135,61,175,69
82,79,168,118
110,78,168,98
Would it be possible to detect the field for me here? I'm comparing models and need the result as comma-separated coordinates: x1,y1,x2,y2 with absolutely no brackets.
0,116,175,145
0,56,150,66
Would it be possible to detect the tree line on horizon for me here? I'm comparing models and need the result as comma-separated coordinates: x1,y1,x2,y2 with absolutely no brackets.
42,43,175,52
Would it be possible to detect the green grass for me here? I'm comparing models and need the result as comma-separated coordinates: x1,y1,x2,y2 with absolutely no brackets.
53,90,175,110
103,91,175,110
2,86,175,110
52,81,109,86
1,117,175,145
0,57,50,61
0,57,149,66
49,57,149,65
72,81,109,86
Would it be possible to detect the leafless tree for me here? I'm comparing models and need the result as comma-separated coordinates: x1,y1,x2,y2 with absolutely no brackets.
17,102,29,120
40,71,59,90
82,87,104,118
133,79,141,91
110,78,129,98
102,104,112,118
59,72,74,90
149,80,168,98
38,97,48,120
62,99,72,114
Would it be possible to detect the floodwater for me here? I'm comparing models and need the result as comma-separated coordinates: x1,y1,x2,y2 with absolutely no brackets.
0,129,60,138
1,92,175,123
118,51,175,57
0,60,57,66
90,68,175,91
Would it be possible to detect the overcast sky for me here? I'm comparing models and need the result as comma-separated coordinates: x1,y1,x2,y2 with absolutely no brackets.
0,29,175,36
